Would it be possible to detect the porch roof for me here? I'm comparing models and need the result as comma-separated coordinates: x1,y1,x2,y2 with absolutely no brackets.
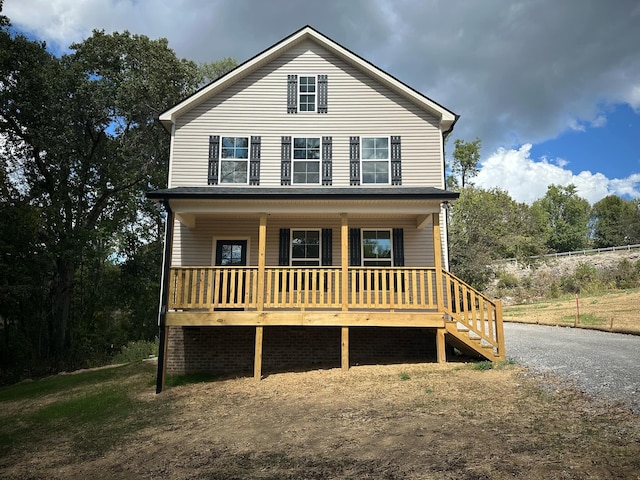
147,186,459,202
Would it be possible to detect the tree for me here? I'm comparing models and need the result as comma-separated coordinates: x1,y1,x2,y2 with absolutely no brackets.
0,24,200,363
198,57,237,85
590,195,640,248
448,187,546,289
531,184,590,253
449,137,481,189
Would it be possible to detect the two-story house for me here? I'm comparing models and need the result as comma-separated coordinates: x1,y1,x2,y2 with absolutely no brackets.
148,26,505,392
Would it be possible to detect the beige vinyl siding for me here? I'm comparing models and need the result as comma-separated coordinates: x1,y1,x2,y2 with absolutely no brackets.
169,40,444,189
171,215,436,268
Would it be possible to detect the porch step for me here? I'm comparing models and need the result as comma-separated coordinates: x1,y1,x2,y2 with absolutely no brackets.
444,321,500,361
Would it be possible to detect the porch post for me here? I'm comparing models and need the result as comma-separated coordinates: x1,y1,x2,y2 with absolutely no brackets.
341,214,350,371
436,328,447,363
256,213,267,312
341,327,349,371
254,326,263,380
341,213,349,311
432,212,445,312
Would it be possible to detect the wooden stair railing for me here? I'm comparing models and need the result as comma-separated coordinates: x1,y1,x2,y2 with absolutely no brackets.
441,271,506,361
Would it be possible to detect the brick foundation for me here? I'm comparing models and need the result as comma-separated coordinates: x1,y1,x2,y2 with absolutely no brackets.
165,326,437,376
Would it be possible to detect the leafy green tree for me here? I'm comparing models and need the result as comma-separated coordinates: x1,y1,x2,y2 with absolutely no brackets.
448,137,481,189
531,184,590,253
590,195,640,248
0,20,200,364
448,187,546,289
198,57,237,85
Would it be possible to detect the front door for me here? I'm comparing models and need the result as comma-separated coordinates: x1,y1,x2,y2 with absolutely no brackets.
215,240,247,308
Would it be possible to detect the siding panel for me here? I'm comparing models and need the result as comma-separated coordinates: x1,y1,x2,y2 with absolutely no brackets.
169,40,444,189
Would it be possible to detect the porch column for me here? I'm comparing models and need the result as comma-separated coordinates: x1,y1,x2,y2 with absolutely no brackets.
254,213,267,381
256,213,267,312
432,212,445,312
341,213,349,311
254,326,263,380
340,214,350,371
436,328,447,363
156,200,175,394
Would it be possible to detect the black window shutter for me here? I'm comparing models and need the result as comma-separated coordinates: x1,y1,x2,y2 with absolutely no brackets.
392,228,404,266
279,228,290,266
281,136,292,185
322,136,332,186
249,136,261,185
349,136,360,186
321,228,332,266
317,74,328,113
349,228,361,266
391,136,402,185
208,135,220,185
287,75,298,113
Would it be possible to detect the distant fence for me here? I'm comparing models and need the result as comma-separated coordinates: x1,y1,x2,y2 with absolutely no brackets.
497,244,640,264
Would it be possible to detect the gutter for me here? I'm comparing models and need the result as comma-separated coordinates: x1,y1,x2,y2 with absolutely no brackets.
155,199,174,394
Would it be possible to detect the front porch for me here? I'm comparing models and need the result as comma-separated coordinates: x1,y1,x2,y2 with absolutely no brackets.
153,196,505,391
163,264,505,380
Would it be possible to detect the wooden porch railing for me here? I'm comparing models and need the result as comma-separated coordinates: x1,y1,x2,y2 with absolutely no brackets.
167,266,504,359
442,270,505,359
167,266,440,311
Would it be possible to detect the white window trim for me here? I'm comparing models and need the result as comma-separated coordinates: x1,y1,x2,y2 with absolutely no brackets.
361,228,393,266
219,135,251,185
290,228,321,266
211,236,251,266
297,75,317,113
291,135,322,185
360,135,391,185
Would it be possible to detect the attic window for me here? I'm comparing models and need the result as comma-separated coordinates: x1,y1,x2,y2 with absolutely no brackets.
298,76,316,112
287,75,328,113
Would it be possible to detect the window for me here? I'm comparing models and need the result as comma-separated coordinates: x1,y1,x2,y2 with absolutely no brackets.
220,136,249,184
298,76,316,112
293,137,321,184
362,230,392,266
291,230,320,266
361,137,390,184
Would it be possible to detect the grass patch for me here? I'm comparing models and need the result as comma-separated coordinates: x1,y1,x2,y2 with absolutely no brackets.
398,371,411,381
0,363,160,459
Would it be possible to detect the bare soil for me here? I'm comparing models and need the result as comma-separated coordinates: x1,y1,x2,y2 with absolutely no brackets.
3,362,639,480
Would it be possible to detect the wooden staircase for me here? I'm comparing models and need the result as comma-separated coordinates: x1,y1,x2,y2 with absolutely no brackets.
441,271,506,362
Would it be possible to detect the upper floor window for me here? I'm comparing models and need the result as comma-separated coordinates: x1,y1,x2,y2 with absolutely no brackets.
291,229,320,266
298,76,316,112
208,135,261,185
220,136,249,184
361,137,390,184
293,137,321,184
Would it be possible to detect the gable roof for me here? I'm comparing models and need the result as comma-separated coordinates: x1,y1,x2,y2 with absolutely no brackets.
159,25,458,131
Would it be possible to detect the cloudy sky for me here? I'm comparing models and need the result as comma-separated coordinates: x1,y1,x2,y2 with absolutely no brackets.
4,0,640,204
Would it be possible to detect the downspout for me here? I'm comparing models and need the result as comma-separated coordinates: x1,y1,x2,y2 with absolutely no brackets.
156,198,174,394
441,114,460,271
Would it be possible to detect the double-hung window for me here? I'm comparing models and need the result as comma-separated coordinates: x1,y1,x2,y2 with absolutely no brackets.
291,229,320,266
362,230,392,266
298,76,316,112
220,136,249,184
293,137,321,184
361,137,390,184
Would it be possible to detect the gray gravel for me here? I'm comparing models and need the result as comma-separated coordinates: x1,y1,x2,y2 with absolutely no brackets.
504,323,640,413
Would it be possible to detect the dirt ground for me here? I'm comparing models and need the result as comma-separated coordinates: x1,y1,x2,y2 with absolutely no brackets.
5,362,639,480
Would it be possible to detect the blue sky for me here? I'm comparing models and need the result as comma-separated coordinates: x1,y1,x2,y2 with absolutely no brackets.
4,0,640,205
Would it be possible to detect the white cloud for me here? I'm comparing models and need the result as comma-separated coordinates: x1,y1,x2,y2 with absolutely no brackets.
475,145,640,205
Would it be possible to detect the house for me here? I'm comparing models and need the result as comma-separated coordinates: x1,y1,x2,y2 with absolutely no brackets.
148,26,505,393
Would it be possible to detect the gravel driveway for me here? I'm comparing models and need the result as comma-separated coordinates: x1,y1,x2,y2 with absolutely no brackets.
504,323,640,413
